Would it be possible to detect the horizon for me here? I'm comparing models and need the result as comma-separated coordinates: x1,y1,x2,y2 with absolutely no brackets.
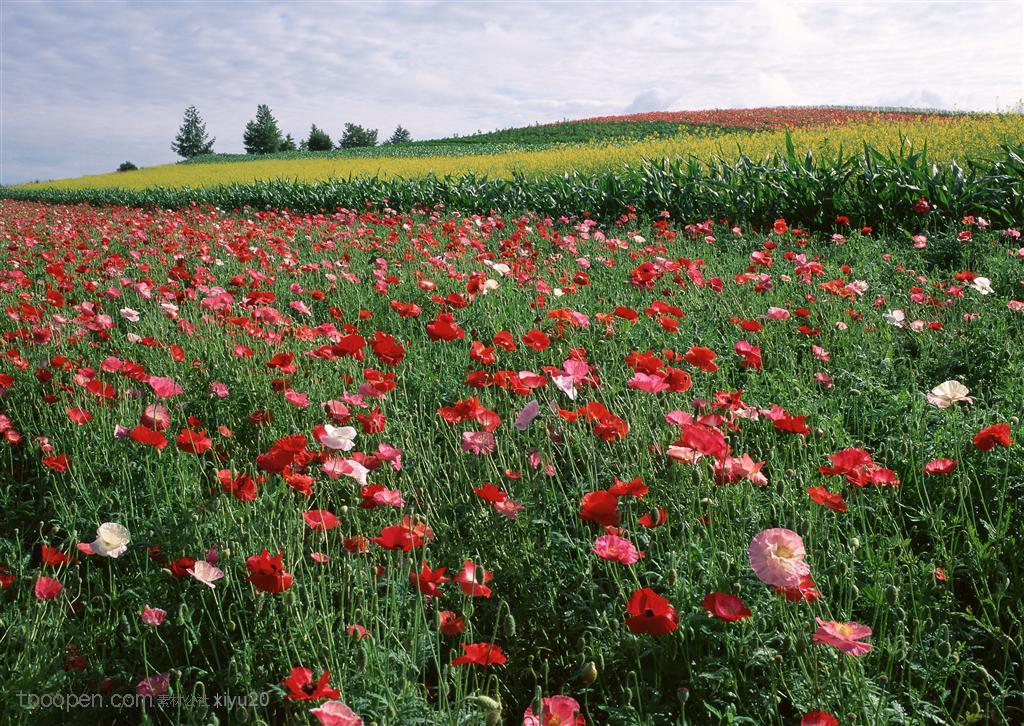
2,0,1022,185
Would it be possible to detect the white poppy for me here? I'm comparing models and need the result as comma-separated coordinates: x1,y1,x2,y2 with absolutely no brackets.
91,522,130,558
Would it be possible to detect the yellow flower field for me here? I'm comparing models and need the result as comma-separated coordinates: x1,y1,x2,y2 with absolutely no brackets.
20,115,1024,191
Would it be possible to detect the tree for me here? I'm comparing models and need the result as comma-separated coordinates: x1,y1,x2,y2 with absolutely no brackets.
306,124,334,152
243,104,284,154
171,106,215,158
337,123,378,149
117,161,138,172
387,125,412,144
279,133,297,152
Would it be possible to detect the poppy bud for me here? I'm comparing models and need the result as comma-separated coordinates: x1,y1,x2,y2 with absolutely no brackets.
677,686,690,704
49,525,61,535
502,611,516,638
666,568,678,586
578,661,598,685
531,687,543,717
340,505,349,516
850,537,861,549
884,584,899,603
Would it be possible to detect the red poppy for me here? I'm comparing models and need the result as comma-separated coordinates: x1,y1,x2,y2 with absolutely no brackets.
451,642,506,666
169,557,196,579
426,313,465,341
638,508,668,528
40,545,73,567
702,592,751,621
625,587,678,635
217,470,260,501
973,423,1014,451
246,549,294,593
370,331,405,366
371,525,425,551
806,486,847,512
923,459,956,475
579,490,619,527
521,328,551,351
130,425,168,450
256,434,308,473
303,510,340,531
684,346,718,372
176,428,211,455
410,561,448,597
42,454,70,472
609,476,647,499
281,667,340,701
438,610,465,636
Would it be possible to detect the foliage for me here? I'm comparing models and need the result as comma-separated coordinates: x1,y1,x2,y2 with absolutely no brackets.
116,161,137,172
171,106,216,159
387,125,412,144
243,104,285,155
306,125,334,152
338,123,378,149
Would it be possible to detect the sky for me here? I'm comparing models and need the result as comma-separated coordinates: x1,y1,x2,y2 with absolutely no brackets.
2,0,1022,184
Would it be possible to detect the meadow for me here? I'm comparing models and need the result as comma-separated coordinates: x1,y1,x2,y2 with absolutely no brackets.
0,108,1022,725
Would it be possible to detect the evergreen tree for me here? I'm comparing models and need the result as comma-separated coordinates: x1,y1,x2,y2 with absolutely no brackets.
387,125,412,144
338,123,378,149
243,105,284,154
306,124,334,152
171,106,215,158
279,133,297,152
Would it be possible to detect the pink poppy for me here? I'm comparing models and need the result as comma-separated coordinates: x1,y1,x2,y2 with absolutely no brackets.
748,528,810,588
592,534,642,565
812,617,873,656
310,701,364,726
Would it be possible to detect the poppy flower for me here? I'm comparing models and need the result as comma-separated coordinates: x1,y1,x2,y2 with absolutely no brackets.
310,701,363,726
371,525,424,551
524,695,585,726
176,428,212,454
592,534,642,565
579,490,619,527
282,666,341,701
438,610,465,636
924,459,956,475
927,380,973,408
625,587,678,635
187,560,224,589
454,560,493,597
973,423,1014,451
303,510,340,531
702,592,751,621
411,562,448,597
34,576,63,600
451,642,507,666
521,328,551,351
801,712,839,726
141,606,167,626
684,346,718,372
748,528,810,588
806,486,847,512
218,470,260,501
638,508,668,528
246,549,294,593
812,617,873,656
130,425,168,450
256,434,308,473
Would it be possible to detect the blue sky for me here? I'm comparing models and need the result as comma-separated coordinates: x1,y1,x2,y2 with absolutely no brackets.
2,1,1021,184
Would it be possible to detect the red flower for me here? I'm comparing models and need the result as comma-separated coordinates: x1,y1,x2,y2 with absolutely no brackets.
217,470,260,501
521,328,551,351
169,557,196,579
303,510,340,531
702,592,751,621
256,434,308,473
246,549,294,593
806,486,847,512
924,459,956,475
625,587,678,635
370,331,405,366
775,574,821,603
438,610,465,636
410,561,448,597
451,642,507,667
802,711,839,726
579,490,619,527
176,428,212,455
638,508,668,528
281,667,340,701
683,346,718,372
426,313,465,341
609,476,647,499
371,525,425,551
40,545,73,567
34,575,63,600
42,454,70,472
130,425,168,450
973,423,1014,451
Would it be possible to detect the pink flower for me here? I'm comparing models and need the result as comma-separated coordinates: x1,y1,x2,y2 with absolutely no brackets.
141,606,167,626
285,390,310,408
593,534,643,565
748,528,810,588
311,551,330,564
321,458,369,486
461,430,495,455
493,498,525,520
136,672,170,697
209,381,229,398
310,700,364,726
187,560,225,589
523,695,584,726
375,443,403,471
34,576,62,600
514,400,541,431
147,376,183,399
812,617,873,656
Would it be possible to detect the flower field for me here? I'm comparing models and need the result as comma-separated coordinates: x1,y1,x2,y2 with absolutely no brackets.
0,192,1022,724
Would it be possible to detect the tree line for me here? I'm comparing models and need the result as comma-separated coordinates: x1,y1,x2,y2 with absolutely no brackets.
171,105,411,158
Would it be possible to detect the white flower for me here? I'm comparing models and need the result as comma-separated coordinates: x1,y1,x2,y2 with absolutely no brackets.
883,309,906,327
187,560,224,589
927,381,973,409
119,308,140,322
320,424,357,452
91,522,130,558
971,277,994,295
